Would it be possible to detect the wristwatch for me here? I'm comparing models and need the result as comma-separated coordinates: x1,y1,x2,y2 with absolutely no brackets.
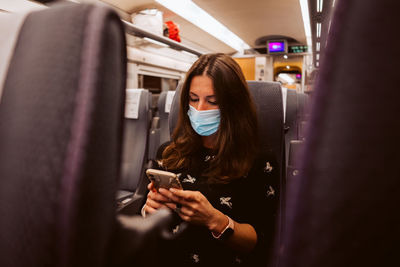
212,215,234,240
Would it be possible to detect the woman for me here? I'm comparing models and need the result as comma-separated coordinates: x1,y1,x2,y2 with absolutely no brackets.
143,53,279,266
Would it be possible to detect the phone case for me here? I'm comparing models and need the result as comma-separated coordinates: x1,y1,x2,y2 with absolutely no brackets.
146,169,183,190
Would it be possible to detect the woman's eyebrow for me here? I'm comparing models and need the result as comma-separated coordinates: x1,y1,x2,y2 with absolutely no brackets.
189,92,215,98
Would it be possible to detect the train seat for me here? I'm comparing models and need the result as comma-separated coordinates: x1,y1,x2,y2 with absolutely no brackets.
245,81,286,259
169,81,285,168
245,81,285,183
159,90,176,144
0,4,183,267
148,114,161,161
168,80,286,258
286,140,305,182
0,4,126,266
118,88,151,207
119,86,181,215
284,89,310,185
296,92,309,121
297,120,308,141
169,80,286,183
284,89,299,164
279,0,400,266
281,86,287,124
147,90,176,161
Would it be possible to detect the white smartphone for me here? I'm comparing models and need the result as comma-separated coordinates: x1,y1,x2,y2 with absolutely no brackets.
146,169,183,191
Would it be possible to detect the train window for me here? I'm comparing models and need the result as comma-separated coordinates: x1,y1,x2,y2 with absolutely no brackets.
138,75,179,112
138,75,178,94
139,74,161,94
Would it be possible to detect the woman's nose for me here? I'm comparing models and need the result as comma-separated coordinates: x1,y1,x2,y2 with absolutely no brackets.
197,100,208,111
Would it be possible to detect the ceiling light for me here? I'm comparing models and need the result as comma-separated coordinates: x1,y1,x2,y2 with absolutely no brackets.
316,62,319,67
286,65,291,69
317,0,324,13
316,42,320,51
284,55,288,59
155,0,250,53
299,0,312,51
332,0,336,7
316,22,321,38
316,54,320,60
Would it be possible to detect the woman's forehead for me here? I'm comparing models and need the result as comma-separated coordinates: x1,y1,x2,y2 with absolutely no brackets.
189,75,215,96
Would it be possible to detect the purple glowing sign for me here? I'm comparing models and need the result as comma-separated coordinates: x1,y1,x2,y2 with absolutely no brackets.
296,74,302,79
268,41,285,53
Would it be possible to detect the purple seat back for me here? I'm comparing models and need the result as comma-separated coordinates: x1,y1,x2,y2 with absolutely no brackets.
0,4,126,267
279,0,400,266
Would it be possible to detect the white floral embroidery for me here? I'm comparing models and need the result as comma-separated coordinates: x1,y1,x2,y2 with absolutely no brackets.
182,174,196,183
220,197,233,209
264,161,273,173
266,185,275,197
204,155,215,162
191,253,200,263
172,224,180,234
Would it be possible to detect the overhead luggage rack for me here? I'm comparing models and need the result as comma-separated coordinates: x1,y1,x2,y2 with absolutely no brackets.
123,20,203,57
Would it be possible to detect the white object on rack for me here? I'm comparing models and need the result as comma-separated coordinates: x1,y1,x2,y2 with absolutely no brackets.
131,9,163,36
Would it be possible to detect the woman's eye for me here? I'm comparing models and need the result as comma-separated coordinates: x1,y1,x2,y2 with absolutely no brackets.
208,100,218,105
189,97,199,102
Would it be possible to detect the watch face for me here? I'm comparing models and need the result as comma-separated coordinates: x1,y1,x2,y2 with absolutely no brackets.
220,227,234,240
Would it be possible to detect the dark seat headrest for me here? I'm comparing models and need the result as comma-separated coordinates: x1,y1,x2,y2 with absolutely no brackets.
280,0,400,266
0,4,126,266
169,81,284,157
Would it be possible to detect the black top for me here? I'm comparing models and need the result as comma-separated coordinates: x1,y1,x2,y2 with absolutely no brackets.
154,142,280,266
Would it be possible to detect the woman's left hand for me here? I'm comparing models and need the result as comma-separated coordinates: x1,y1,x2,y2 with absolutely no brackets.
159,188,258,253
158,188,227,232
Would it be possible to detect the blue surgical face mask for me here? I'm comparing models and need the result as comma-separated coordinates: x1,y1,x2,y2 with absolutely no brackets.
187,105,220,136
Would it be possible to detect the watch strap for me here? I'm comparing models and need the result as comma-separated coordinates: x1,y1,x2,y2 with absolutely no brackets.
212,215,234,239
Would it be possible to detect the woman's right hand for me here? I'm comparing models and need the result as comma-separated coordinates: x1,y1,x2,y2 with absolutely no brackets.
144,182,173,215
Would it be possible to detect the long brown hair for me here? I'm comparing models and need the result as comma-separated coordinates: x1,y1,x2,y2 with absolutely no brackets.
162,53,258,183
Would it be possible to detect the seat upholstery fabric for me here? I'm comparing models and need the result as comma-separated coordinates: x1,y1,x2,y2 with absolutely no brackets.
0,4,126,267
157,91,171,145
119,89,150,194
284,89,299,165
279,0,400,266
